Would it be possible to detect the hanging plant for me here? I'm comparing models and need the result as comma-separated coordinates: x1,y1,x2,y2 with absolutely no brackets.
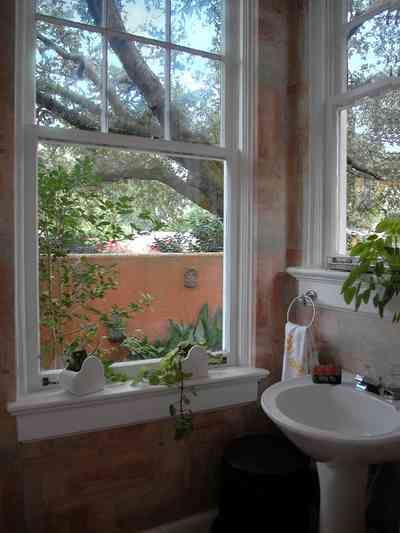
132,342,198,440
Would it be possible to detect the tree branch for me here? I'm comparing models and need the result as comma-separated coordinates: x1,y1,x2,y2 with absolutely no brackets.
347,156,385,181
37,90,151,137
37,91,99,131
37,80,101,116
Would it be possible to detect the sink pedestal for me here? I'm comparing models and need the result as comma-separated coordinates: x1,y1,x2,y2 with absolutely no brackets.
317,462,368,533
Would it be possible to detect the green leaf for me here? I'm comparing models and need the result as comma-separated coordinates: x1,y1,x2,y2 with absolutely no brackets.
343,287,356,305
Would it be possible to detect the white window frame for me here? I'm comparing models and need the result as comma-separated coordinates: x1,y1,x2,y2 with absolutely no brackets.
15,0,259,395
304,0,400,267
292,0,400,310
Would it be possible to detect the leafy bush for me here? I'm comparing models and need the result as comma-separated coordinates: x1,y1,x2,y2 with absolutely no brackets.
185,210,223,252
122,304,223,360
153,210,223,253
123,335,168,360
152,233,191,253
165,304,222,351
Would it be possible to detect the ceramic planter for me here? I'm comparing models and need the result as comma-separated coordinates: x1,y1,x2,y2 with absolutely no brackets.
182,345,209,379
59,355,105,396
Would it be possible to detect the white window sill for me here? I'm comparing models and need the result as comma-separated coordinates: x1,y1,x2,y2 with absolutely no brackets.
8,367,269,442
287,266,395,318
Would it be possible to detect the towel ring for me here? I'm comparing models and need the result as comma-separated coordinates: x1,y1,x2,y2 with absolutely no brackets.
287,291,317,328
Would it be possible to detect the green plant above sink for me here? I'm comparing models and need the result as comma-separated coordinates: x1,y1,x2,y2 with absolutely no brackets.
341,217,400,321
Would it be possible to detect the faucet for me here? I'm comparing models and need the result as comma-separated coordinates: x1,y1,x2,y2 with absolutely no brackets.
354,372,400,402
353,374,383,396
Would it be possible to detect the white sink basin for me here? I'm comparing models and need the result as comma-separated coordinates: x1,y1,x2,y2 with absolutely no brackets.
261,375,400,533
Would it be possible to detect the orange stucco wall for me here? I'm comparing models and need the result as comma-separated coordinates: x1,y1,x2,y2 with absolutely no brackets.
71,252,223,344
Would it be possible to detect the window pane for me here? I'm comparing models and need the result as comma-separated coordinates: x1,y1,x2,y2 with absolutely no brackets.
171,52,222,144
36,0,103,26
108,38,165,138
38,143,224,370
348,9,400,88
108,0,165,41
348,1,381,21
36,22,103,130
345,89,400,249
171,0,223,54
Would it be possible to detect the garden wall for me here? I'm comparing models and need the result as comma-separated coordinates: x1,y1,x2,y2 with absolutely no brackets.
78,252,223,343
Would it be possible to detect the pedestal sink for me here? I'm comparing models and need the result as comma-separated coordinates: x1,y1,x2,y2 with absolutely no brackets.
261,375,400,533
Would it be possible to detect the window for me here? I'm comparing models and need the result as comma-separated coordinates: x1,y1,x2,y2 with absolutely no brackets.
16,0,256,393
306,0,400,265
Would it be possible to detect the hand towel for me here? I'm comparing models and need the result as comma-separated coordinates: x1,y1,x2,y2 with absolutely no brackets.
281,321,319,380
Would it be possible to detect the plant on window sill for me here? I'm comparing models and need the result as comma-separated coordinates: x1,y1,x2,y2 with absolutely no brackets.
341,218,400,321
132,342,198,440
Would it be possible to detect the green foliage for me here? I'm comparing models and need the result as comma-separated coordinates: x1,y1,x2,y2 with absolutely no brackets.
166,304,223,351
132,342,197,440
122,335,167,360
154,208,223,253
102,360,130,383
38,154,151,367
341,217,400,321
122,304,223,361
183,209,223,252
152,233,191,253
98,297,153,342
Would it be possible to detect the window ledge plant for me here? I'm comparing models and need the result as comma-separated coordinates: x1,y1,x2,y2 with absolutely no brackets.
341,218,400,321
132,341,200,440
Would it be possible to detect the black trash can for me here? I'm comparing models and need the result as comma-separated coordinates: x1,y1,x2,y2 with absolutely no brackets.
212,433,319,532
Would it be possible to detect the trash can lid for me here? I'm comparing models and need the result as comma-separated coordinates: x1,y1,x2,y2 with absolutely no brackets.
223,433,310,477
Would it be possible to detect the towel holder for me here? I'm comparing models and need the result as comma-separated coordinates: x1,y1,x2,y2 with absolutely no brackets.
287,289,317,328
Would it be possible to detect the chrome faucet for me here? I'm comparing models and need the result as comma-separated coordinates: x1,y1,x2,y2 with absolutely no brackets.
354,373,400,402
353,374,383,396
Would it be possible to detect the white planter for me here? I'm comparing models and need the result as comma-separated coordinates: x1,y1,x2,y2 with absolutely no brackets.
182,345,209,379
59,355,105,396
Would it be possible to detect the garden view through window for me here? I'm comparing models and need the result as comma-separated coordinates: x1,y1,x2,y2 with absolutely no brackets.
34,0,227,372
345,1,400,250
38,144,224,370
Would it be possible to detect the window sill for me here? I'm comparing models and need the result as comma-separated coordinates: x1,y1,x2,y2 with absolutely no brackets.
287,267,393,318
8,367,269,442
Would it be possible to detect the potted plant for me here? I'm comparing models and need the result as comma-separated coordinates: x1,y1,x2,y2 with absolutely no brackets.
60,337,130,395
100,306,129,343
341,217,400,321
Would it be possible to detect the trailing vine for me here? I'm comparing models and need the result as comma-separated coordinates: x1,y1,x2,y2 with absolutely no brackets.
132,342,198,439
